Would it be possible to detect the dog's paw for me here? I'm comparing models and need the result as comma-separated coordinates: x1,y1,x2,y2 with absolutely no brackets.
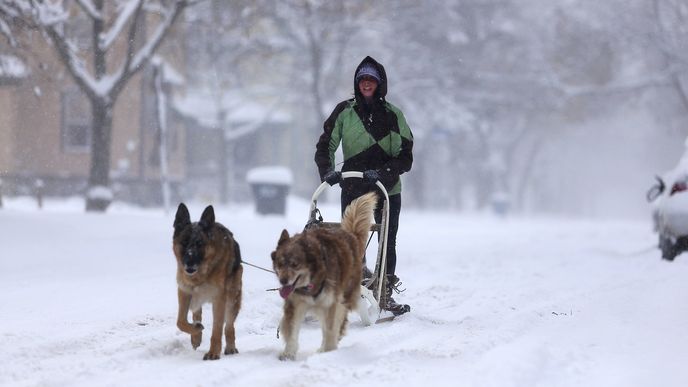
224,347,239,355
203,351,221,361
178,321,204,335
278,351,295,361
191,333,202,349
318,344,336,353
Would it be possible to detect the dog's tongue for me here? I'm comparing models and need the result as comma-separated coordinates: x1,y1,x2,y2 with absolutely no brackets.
279,285,294,299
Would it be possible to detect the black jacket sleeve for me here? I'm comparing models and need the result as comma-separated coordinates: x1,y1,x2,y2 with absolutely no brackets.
314,101,349,180
378,108,413,187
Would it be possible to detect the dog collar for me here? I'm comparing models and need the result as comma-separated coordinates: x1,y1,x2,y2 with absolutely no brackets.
295,281,325,298
310,280,326,298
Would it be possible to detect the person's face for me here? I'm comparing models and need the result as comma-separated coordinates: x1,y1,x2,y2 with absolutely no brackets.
358,76,378,98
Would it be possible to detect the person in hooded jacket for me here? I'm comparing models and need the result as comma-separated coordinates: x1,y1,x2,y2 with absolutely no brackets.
314,56,413,316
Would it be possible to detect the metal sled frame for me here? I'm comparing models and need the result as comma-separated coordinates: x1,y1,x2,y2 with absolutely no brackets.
307,171,390,325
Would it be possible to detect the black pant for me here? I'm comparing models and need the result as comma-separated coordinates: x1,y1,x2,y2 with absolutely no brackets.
341,191,401,277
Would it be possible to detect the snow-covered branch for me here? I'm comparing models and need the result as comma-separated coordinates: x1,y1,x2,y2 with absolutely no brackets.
0,1,26,17
1,1,49,45
0,0,66,27
114,0,145,91
110,0,187,98
43,25,99,100
6,0,189,102
98,0,142,51
33,1,69,26
0,18,16,47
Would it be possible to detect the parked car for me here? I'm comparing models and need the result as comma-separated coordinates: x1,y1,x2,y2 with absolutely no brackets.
647,143,688,261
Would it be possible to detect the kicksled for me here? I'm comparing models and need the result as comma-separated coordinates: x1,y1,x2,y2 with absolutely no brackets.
305,171,398,325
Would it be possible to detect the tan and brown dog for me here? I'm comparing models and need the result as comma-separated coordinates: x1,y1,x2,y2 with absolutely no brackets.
173,203,242,360
271,192,377,360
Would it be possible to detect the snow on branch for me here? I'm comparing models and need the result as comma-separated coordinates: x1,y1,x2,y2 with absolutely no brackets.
4,0,190,101
111,1,187,95
0,1,21,20
0,0,67,27
1,2,39,46
0,1,32,20
0,18,15,47
43,25,99,99
34,1,69,26
98,0,142,51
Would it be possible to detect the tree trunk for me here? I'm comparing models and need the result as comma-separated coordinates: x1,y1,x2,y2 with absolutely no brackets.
219,132,229,204
84,0,110,212
86,100,114,212
217,109,229,204
513,137,543,213
153,63,171,213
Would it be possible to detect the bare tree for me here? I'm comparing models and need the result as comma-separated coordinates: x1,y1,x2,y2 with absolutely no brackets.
182,0,282,203
262,0,375,127
251,0,377,195
652,0,688,114
383,0,562,211
1,0,194,211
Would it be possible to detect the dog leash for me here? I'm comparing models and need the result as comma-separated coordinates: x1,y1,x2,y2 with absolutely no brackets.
240,259,275,274
239,259,282,293
239,259,280,339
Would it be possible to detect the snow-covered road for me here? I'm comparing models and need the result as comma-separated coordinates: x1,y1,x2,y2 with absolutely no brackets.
1,197,686,387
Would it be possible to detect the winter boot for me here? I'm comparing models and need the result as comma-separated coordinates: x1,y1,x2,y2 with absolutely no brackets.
382,275,411,316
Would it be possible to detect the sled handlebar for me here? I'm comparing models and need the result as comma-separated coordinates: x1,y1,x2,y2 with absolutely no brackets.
310,171,389,209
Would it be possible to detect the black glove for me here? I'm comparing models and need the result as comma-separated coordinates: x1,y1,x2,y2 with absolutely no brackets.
362,169,380,184
323,170,342,186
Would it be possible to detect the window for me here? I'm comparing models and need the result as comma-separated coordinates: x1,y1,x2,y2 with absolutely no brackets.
61,88,91,153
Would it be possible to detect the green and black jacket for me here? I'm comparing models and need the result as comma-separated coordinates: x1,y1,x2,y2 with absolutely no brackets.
315,56,414,196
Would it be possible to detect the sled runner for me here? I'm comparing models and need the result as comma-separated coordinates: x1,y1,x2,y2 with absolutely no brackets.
305,171,393,325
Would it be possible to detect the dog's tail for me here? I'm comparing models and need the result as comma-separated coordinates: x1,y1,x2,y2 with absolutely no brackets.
341,191,378,251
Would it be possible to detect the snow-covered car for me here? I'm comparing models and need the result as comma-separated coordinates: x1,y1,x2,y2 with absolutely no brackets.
647,141,688,261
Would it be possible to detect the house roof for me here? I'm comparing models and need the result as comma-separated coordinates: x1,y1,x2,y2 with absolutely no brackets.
174,89,290,129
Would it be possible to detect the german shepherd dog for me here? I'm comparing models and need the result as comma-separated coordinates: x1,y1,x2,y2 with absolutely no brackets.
271,192,377,360
173,203,243,360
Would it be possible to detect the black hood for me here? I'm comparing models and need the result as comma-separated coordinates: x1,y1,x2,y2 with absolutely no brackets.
354,56,387,102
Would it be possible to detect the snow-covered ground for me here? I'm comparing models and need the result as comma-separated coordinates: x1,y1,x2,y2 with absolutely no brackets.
1,196,687,387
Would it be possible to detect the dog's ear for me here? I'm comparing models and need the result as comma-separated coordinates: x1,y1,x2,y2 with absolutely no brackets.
174,203,191,232
199,205,215,231
271,251,276,261
278,229,290,247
